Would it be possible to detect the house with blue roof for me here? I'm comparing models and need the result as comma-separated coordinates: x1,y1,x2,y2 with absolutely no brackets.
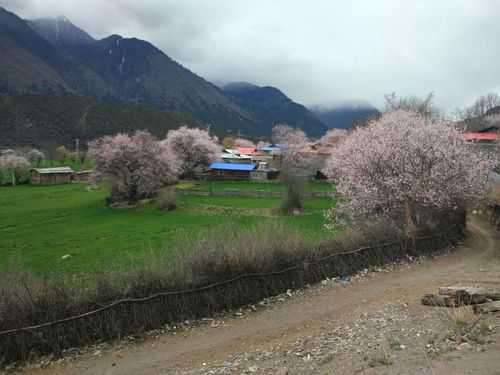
208,162,257,180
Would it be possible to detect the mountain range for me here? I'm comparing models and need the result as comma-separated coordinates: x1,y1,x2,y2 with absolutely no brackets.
0,6,377,148
310,103,380,129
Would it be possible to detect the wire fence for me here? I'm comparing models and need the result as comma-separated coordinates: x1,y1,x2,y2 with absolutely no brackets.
0,228,462,365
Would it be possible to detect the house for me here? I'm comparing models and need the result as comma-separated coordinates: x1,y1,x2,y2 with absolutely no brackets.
258,144,282,155
236,147,257,155
250,162,279,181
72,169,93,182
208,162,256,180
30,167,74,185
221,149,253,164
463,132,498,142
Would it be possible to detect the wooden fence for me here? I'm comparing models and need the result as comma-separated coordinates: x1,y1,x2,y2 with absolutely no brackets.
0,230,460,365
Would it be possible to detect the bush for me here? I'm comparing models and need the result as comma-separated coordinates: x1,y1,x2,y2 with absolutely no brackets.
281,173,307,214
0,219,464,365
157,187,177,211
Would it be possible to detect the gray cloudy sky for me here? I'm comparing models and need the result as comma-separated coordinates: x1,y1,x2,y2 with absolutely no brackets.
3,0,500,112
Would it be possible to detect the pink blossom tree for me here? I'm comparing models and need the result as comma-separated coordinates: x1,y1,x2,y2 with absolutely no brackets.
272,124,310,170
324,110,493,233
318,129,348,147
234,138,255,148
0,154,31,186
26,149,45,166
88,131,180,203
164,126,220,176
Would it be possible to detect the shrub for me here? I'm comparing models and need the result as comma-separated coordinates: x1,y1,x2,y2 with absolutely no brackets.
280,173,307,214
0,220,463,365
157,187,177,211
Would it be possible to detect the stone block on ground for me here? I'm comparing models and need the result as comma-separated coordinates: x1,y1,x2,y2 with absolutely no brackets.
473,301,500,314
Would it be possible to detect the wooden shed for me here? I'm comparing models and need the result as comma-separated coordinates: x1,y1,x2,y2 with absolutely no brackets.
31,167,74,185
73,169,93,182
208,162,256,180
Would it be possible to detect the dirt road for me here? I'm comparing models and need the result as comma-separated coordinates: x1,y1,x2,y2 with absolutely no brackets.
23,217,500,375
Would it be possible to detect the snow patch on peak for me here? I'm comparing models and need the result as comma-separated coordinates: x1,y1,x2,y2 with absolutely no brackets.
55,15,69,22
118,55,126,75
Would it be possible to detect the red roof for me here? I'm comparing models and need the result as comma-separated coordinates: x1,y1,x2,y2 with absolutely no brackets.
237,147,257,155
463,132,498,141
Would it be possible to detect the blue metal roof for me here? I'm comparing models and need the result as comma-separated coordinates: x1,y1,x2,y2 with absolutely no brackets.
209,162,256,171
259,144,281,152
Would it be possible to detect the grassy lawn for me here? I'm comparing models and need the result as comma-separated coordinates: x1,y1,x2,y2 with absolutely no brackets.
177,179,333,193
0,183,335,276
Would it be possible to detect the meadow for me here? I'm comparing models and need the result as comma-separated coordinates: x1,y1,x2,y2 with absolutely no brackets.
0,181,335,276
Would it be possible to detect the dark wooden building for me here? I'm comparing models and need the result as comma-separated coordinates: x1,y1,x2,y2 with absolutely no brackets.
208,162,256,180
31,167,74,185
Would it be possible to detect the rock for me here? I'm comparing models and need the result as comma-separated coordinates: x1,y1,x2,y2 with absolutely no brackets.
456,342,472,351
439,286,500,304
473,301,500,314
248,365,258,373
421,294,455,307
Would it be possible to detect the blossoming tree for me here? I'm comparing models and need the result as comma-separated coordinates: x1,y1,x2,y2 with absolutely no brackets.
318,129,348,147
0,154,31,186
234,138,255,148
164,126,220,176
26,149,45,166
272,124,310,170
324,110,492,233
88,131,180,203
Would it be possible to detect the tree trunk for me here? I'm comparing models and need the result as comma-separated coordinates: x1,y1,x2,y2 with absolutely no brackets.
11,172,15,187
404,200,417,244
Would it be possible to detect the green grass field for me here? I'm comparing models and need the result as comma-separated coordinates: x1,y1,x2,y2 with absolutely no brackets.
0,182,335,276
177,179,332,192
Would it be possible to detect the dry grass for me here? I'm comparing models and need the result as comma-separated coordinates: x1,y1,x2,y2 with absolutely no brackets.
367,347,393,367
157,187,177,211
489,184,500,203
440,305,482,343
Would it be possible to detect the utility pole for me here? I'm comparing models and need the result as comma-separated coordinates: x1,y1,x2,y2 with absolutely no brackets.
75,138,80,164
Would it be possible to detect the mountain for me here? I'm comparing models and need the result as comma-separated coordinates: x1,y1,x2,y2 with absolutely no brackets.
65,35,252,134
0,7,72,94
0,7,255,136
221,82,327,137
310,103,380,129
0,6,327,143
0,7,111,97
27,16,95,49
0,95,200,150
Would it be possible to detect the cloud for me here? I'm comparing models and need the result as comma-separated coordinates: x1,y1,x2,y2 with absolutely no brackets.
2,0,500,112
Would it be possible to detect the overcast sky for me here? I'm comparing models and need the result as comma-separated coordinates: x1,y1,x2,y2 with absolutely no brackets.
3,0,500,112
